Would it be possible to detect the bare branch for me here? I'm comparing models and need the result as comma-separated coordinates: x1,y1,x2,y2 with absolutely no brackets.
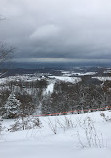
0,43,14,64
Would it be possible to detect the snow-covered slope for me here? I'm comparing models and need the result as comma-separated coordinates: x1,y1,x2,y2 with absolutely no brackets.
0,111,111,158
43,82,55,95
0,75,40,85
92,77,111,81
49,76,81,83
61,71,97,76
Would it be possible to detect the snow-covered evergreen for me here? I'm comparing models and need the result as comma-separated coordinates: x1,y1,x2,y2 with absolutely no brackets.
4,92,21,118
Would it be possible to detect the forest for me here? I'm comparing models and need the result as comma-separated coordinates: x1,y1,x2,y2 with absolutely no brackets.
0,75,111,118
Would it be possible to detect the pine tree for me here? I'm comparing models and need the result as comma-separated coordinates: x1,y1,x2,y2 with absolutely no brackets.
4,93,21,118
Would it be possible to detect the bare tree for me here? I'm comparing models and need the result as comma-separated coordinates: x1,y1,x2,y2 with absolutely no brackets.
0,44,14,64
0,16,14,65
0,16,14,77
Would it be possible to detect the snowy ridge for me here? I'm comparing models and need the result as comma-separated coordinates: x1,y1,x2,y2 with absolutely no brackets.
49,76,81,83
61,71,97,76
92,77,111,81
0,75,40,85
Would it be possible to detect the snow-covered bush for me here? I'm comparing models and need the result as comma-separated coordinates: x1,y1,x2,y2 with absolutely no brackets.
8,118,23,132
64,116,75,129
48,118,57,134
57,116,75,132
9,116,42,132
76,117,104,148
48,116,75,134
100,112,111,122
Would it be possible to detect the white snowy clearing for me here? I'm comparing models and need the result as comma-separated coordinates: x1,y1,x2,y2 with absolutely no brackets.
71,72,97,76
61,71,97,76
103,69,111,73
49,76,81,83
92,77,111,81
0,110,111,158
43,76,81,95
43,82,55,95
0,75,40,85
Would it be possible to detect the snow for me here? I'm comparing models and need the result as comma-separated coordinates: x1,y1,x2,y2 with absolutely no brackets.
49,76,81,83
43,82,55,95
72,72,97,76
0,111,111,158
0,75,40,85
92,77,111,81
0,72,96,86
104,70,111,73
44,75,81,95
4,93,21,118
61,71,70,74
61,71,97,77
1,139,110,158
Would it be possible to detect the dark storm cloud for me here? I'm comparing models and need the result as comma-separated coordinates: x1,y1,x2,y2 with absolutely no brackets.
0,0,111,62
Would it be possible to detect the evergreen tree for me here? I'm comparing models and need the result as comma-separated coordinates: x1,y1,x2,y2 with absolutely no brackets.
4,93,21,118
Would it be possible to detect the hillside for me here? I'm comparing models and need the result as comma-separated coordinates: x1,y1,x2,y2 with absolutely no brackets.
0,111,111,158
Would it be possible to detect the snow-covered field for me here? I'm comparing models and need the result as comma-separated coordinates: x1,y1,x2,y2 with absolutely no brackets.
0,74,82,86
61,71,97,76
48,76,81,83
0,111,111,158
71,72,97,76
103,70,111,73
92,77,111,81
0,75,40,85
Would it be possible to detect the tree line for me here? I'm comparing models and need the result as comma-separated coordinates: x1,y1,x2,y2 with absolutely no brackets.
0,77,111,118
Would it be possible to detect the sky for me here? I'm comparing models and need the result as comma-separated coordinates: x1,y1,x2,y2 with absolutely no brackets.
0,0,111,63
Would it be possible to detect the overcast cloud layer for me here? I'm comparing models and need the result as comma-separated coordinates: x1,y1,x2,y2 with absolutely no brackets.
0,0,111,62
